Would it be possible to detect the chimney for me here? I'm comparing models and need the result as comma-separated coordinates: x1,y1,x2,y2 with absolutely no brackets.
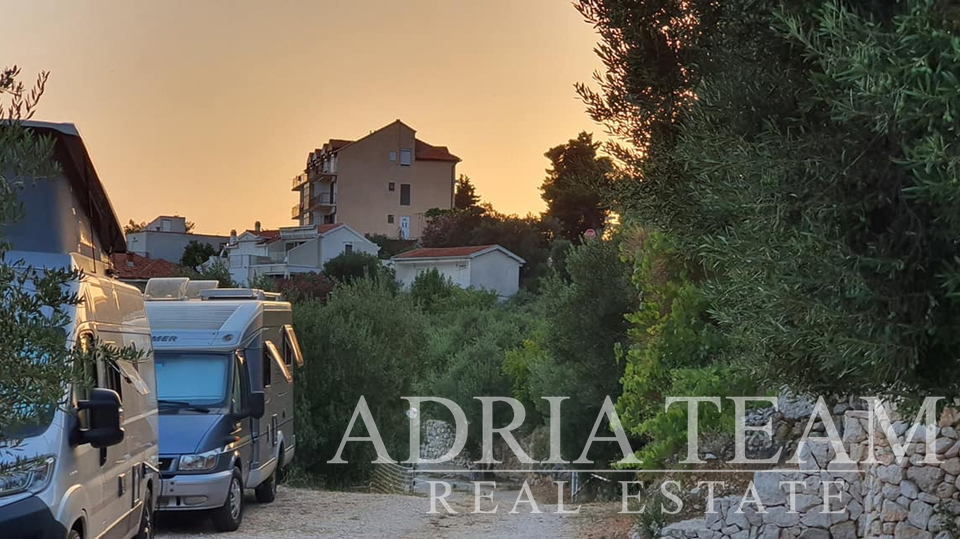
254,221,261,233
229,229,238,245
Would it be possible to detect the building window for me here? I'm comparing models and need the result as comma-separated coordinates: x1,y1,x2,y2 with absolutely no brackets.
389,151,397,162
400,184,411,206
387,214,394,224
344,243,353,254
388,182,395,192
399,148,412,166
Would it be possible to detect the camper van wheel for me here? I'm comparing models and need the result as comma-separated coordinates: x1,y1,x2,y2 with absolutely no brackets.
254,460,278,503
136,486,154,539
212,468,244,532
68,531,82,539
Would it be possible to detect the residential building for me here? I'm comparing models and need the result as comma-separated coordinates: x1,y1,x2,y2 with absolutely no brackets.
391,244,525,299
109,252,185,291
224,222,379,285
125,215,228,264
291,120,460,239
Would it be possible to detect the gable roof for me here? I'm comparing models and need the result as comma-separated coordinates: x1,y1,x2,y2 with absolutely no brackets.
392,244,524,264
316,223,344,235
110,252,185,280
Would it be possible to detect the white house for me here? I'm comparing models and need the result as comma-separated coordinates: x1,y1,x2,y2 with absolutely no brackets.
125,215,228,264
224,222,379,285
391,244,525,298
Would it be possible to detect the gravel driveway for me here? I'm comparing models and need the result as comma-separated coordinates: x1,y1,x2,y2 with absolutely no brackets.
156,485,629,539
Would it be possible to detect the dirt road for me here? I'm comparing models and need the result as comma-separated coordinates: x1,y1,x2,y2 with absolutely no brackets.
156,485,631,539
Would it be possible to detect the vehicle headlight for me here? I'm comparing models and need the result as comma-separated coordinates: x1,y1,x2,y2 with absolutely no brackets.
178,449,221,472
0,456,55,497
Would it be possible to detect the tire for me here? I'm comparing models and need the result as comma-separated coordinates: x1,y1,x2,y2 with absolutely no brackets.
254,451,280,503
211,468,244,532
68,530,81,539
135,486,155,539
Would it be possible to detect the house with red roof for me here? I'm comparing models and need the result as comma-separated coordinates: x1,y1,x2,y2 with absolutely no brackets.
109,252,186,290
391,244,525,298
223,222,379,285
291,120,460,240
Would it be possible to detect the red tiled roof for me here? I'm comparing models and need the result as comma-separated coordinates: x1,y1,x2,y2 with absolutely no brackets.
393,245,497,259
415,139,460,162
317,223,344,235
109,253,184,280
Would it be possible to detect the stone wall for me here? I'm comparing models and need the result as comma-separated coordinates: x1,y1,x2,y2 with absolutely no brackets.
660,408,960,539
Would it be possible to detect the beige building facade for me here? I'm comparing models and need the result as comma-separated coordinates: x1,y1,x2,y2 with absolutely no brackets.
291,120,459,239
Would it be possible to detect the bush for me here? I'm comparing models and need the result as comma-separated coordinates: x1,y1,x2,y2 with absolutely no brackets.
322,251,390,284
294,278,428,485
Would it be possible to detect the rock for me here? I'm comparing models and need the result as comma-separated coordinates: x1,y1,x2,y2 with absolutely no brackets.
830,520,857,539
730,531,749,539
902,480,921,499
661,519,707,537
919,492,941,505
797,529,828,539
753,473,787,506
800,508,831,528
943,458,960,476
937,482,956,499
946,441,960,459
762,506,800,528
848,499,864,521
895,521,933,539
725,505,749,530
908,500,935,529
759,526,780,539
878,464,904,485
907,466,945,493
943,427,958,440
937,437,955,454
791,494,821,512
939,408,958,429
881,499,909,522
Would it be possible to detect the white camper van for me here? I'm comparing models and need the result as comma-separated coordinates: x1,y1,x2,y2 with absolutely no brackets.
0,122,160,539
143,278,301,532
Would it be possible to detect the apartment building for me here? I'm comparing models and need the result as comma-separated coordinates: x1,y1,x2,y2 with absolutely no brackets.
291,120,460,239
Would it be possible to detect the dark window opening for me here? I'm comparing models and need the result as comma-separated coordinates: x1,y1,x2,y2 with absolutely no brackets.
400,184,411,206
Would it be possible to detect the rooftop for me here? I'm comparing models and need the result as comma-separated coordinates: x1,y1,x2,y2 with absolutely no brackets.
110,252,185,280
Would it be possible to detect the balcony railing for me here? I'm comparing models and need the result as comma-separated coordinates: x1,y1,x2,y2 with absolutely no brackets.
291,204,303,219
308,193,336,208
291,173,308,191
307,167,336,183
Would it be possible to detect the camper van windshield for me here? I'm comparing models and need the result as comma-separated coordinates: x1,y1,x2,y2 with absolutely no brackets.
155,352,230,408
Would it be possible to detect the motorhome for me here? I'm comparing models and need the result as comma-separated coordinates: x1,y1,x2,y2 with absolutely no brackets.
143,277,302,532
0,121,160,539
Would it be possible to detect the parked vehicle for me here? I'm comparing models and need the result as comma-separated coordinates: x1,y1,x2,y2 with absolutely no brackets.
0,121,160,539
143,277,302,531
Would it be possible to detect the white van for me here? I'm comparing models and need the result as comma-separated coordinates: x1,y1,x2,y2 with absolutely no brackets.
0,122,160,539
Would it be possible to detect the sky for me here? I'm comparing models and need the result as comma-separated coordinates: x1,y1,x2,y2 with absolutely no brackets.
1,0,604,235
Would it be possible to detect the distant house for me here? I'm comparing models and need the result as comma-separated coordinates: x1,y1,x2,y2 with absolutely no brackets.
224,222,379,285
291,120,460,239
125,215,228,264
109,252,185,291
391,244,525,298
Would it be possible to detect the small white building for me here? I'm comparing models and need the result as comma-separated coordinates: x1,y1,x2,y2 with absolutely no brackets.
225,222,379,285
391,244,525,298
125,215,228,264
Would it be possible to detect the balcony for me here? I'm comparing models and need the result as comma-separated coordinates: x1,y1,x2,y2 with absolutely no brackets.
291,173,309,191
291,204,303,219
308,192,336,210
307,166,336,183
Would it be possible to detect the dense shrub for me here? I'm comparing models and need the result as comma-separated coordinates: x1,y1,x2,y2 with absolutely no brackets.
322,251,390,284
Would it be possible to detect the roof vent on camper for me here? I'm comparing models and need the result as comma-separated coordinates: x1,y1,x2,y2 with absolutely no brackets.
185,280,219,299
144,277,190,301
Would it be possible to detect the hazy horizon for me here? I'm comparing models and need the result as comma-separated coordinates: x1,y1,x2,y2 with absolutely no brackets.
1,0,603,235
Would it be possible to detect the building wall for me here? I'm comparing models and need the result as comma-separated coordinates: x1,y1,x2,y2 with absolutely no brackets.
395,259,472,290
301,122,456,238
126,231,228,264
469,250,522,298
317,227,379,267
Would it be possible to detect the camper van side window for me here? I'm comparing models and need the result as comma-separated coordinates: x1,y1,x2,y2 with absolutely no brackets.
75,333,98,428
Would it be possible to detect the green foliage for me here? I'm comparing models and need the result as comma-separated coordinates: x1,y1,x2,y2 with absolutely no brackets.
364,233,416,259
181,259,237,288
322,251,389,284
454,174,480,210
179,240,216,269
294,278,428,485
540,132,615,242
504,236,637,463
548,239,573,282
577,0,960,400
123,219,146,234
252,273,336,303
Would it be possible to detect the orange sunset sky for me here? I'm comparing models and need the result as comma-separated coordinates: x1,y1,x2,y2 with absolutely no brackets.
1,1,604,235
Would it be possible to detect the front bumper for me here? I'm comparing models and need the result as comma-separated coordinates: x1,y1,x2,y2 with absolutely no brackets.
0,495,67,539
158,469,233,511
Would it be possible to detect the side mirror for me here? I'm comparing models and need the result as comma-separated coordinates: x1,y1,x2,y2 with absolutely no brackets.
77,388,124,448
249,391,265,419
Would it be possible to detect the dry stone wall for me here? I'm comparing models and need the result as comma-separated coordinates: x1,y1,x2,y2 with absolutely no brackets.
660,408,960,539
